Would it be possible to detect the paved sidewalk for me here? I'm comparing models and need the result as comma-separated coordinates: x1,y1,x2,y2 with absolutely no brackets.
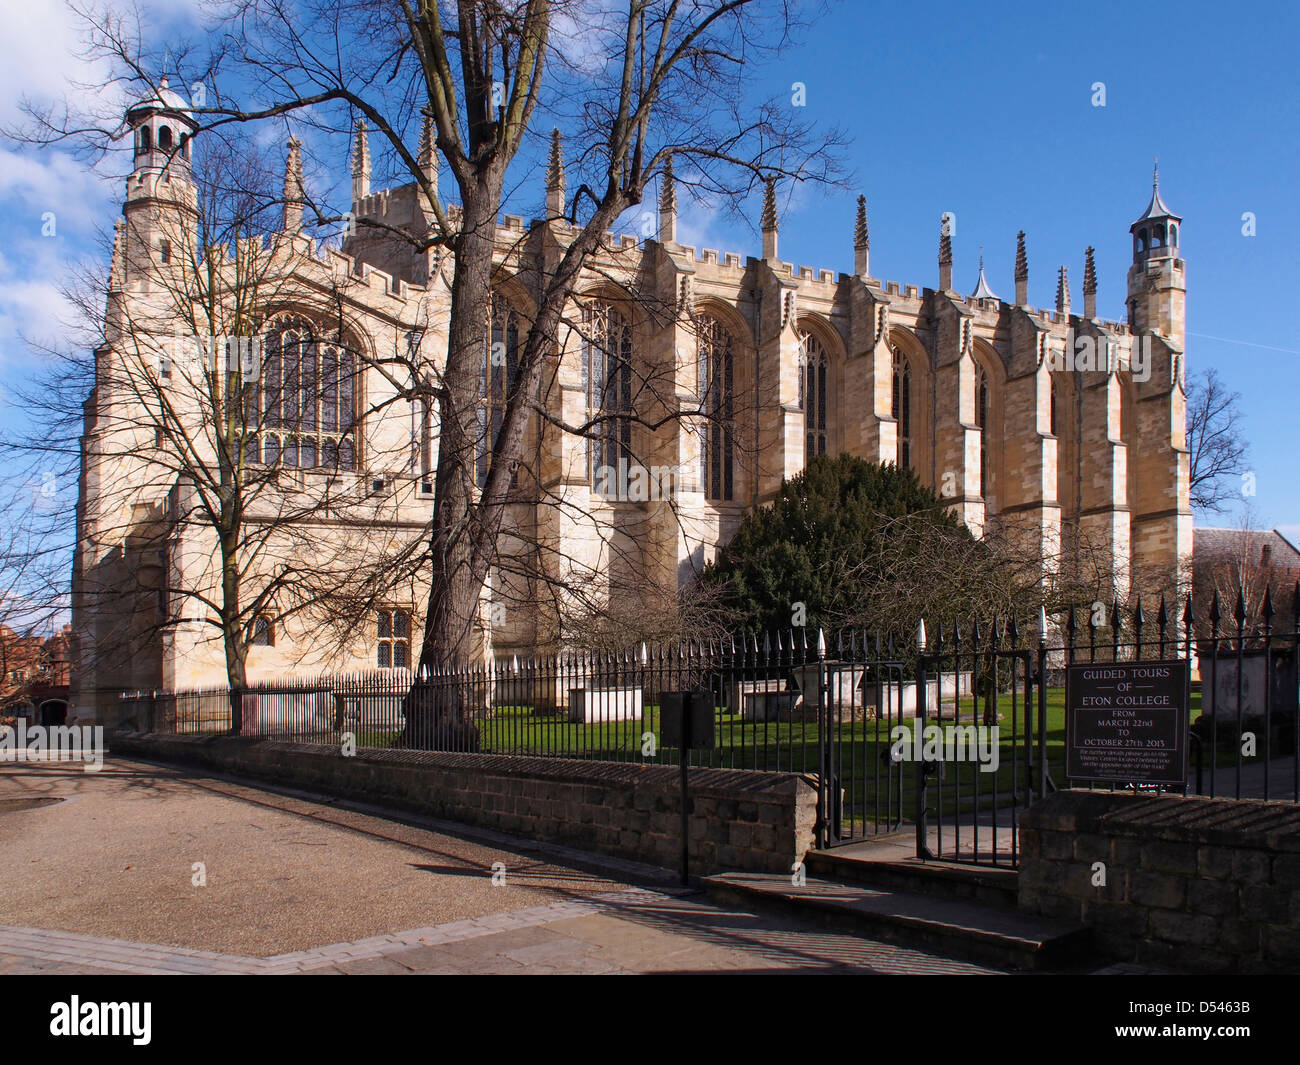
0,757,1008,974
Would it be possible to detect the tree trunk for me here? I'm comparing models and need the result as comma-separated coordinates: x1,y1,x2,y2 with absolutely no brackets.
220,527,248,734
403,172,503,749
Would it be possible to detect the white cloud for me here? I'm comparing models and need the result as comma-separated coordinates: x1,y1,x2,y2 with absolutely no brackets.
0,245,85,357
550,0,625,76
0,148,118,237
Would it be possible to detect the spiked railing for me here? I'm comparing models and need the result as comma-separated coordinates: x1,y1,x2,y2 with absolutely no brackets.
108,586,1300,815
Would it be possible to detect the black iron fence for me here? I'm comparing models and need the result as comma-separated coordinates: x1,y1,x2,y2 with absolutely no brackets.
110,587,1299,866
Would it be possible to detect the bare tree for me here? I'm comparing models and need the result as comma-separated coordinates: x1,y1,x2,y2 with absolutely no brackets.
11,1,840,742
4,130,424,721
1186,367,1249,513
1191,506,1297,639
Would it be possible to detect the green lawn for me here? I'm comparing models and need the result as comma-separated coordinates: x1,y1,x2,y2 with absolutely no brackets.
179,685,1291,808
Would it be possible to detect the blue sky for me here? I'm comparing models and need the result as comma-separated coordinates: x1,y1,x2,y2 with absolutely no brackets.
2,0,1296,541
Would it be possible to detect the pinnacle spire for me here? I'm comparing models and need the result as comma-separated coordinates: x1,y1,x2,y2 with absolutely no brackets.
283,136,304,233
761,177,778,259
853,194,870,277
418,111,438,184
546,128,566,218
109,218,127,290
546,128,565,189
350,118,370,201
1083,245,1097,318
1014,230,1028,305
658,155,676,243
938,216,953,290
761,178,778,231
1056,265,1070,315
659,155,676,214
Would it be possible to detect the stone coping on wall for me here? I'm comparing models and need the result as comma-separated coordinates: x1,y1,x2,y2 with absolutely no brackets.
1022,789,1300,852
1019,789,1300,973
105,731,819,878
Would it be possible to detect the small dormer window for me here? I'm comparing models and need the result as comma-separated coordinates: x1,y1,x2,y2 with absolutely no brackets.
159,125,173,151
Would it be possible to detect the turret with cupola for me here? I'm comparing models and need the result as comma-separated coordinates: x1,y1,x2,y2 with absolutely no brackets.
1126,161,1185,347
117,76,198,291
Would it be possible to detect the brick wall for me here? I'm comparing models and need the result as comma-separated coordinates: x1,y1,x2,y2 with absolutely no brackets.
108,732,818,877
1019,790,1300,973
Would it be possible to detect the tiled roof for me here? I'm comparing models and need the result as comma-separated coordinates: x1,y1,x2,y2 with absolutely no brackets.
1195,527,1300,568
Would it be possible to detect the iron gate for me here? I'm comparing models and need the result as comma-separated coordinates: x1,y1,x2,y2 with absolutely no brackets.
816,624,1047,866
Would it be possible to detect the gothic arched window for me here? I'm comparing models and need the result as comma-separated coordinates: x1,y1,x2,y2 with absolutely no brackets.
478,293,523,487
255,317,357,471
891,346,912,469
697,315,734,501
582,301,633,487
249,615,274,647
975,365,989,498
158,125,173,151
798,330,829,463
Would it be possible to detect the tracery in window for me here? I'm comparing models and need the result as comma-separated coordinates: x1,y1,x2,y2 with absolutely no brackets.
582,301,633,487
798,330,828,464
697,315,735,501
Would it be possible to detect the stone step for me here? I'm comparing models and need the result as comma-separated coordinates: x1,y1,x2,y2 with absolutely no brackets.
802,849,1020,908
702,872,1090,971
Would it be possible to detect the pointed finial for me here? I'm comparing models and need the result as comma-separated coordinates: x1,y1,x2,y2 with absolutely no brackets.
916,618,928,652
1082,246,1097,318
1153,156,1160,189
418,110,438,185
350,118,371,201
659,155,676,215
546,128,565,190
1037,605,1049,643
853,194,870,277
938,217,953,290
970,250,998,301
1055,265,1070,315
761,177,778,259
658,155,677,243
759,179,774,231
109,218,127,290
761,177,778,231
1014,230,1028,305
546,128,566,218
283,136,304,233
